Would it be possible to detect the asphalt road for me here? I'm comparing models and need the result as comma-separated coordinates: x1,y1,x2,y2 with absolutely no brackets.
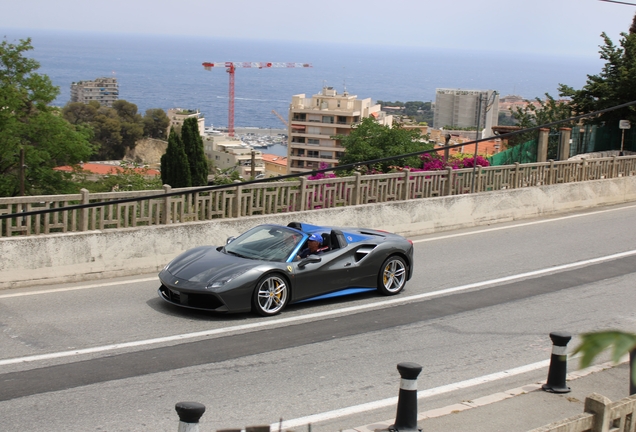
1,202,636,431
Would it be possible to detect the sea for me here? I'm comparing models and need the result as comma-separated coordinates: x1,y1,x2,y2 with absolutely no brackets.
4,28,604,137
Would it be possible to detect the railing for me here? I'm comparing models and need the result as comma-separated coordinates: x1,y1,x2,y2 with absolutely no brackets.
529,393,636,432
2,156,636,237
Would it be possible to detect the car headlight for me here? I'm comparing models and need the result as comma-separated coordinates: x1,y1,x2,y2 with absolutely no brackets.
207,271,247,289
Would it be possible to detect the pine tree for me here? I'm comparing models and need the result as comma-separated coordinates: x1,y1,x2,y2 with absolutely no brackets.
160,128,191,187
181,118,209,186
558,13,636,127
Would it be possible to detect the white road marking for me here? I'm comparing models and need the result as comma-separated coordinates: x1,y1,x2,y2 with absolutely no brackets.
1,249,635,367
0,278,157,299
274,359,553,429
277,355,629,430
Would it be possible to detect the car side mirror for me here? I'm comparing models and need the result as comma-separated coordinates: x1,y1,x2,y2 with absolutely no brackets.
298,255,322,269
226,236,235,244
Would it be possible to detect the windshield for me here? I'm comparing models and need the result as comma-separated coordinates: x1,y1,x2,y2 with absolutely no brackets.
224,225,304,262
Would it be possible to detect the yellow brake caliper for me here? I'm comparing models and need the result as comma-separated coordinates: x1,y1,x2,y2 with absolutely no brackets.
270,280,281,303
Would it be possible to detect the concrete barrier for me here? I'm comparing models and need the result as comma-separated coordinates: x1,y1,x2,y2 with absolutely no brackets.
2,176,636,289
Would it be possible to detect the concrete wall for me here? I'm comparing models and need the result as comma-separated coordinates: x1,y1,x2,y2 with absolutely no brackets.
3,176,636,289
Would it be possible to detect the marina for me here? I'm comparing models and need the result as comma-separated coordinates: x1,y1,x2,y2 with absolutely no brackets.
206,126,289,157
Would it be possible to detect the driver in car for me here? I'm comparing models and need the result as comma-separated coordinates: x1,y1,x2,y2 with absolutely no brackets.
297,233,323,259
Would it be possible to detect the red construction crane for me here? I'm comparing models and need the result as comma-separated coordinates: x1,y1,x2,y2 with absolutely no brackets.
202,62,312,137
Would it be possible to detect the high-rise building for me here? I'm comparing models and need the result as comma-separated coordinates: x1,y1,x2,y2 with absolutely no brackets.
286,87,392,174
433,88,499,138
70,77,119,107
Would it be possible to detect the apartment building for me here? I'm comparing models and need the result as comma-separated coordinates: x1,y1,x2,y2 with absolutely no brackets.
433,88,499,138
167,108,205,135
286,86,392,174
203,134,265,179
70,77,119,107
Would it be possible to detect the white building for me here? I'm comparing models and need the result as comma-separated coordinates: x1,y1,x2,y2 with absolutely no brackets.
70,77,119,107
167,108,205,135
433,88,499,138
286,86,392,174
203,134,265,179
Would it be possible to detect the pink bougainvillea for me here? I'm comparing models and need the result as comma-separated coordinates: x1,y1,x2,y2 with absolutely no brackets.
307,162,336,180
418,153,489,171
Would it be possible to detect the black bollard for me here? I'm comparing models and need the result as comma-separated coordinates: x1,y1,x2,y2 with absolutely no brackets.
175,401,206,432
542,331,572,394
389,362,423,432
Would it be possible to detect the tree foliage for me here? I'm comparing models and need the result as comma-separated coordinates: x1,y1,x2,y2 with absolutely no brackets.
574,330,636,385
510,94,573,146
181,117,208,186
512,94,573,130
0,37,94,196
112,100,143,151
143,108,170,139
160,128,191,187
336,117,432,173
63,100,168,160
558,14,636,128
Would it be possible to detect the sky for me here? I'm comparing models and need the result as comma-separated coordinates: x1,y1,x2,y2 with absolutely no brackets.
0,0,634,57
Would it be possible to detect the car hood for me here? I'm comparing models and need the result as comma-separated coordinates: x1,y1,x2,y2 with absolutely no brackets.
166,247,257,282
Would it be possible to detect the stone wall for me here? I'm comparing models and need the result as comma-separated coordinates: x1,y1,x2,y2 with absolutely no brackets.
125,137,167,166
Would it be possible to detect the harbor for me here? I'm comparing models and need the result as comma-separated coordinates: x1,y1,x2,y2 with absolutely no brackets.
208,126,289,157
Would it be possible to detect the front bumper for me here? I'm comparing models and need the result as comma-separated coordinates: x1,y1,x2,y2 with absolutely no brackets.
157,283,229,312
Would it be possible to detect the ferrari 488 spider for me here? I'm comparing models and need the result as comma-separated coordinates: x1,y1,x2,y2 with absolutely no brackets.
158,222,414,316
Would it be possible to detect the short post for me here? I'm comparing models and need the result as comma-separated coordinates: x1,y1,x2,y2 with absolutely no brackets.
175,401,206,432
542,332,572,393
630,348,636,395
389,362,422,432
537,128,550,163
558,127,572,161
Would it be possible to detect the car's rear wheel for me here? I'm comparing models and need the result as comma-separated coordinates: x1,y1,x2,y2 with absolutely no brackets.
252,273,289,316
377,255,407,295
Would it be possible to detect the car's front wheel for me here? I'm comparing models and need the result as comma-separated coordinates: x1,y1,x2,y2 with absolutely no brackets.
377,255,407,295
252,273,289,316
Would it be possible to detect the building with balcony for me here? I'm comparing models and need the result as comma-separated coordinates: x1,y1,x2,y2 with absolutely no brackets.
167,108,205,136
203,134,265,179
286,86,392,174
433,88,499,138
70,77,119,107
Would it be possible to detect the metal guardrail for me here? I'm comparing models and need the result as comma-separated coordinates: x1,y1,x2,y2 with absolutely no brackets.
2,155,636,237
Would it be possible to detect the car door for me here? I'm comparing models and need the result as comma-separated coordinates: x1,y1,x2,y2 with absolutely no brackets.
289,248,355,301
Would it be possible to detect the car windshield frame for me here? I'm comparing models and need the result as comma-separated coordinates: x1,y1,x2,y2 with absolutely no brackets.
224,225,306,262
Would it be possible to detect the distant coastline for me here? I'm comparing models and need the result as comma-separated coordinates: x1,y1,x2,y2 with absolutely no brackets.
5,28,604,130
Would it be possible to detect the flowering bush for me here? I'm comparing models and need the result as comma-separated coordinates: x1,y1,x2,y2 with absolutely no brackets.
307,162,336,180
418,153,489,171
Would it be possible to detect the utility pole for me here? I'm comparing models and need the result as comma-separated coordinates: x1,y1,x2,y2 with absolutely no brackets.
19,148,25,196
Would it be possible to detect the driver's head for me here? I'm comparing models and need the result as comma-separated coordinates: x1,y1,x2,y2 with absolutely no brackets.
307,233,322,251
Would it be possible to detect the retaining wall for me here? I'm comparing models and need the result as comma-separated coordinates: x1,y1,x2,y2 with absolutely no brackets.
2,176,636,289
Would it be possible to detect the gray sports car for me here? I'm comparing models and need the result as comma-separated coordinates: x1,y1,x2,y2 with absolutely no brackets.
158,222,414,316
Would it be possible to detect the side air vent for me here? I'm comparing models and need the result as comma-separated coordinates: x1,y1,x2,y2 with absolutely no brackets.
359,231,385,237
355,246,376,262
